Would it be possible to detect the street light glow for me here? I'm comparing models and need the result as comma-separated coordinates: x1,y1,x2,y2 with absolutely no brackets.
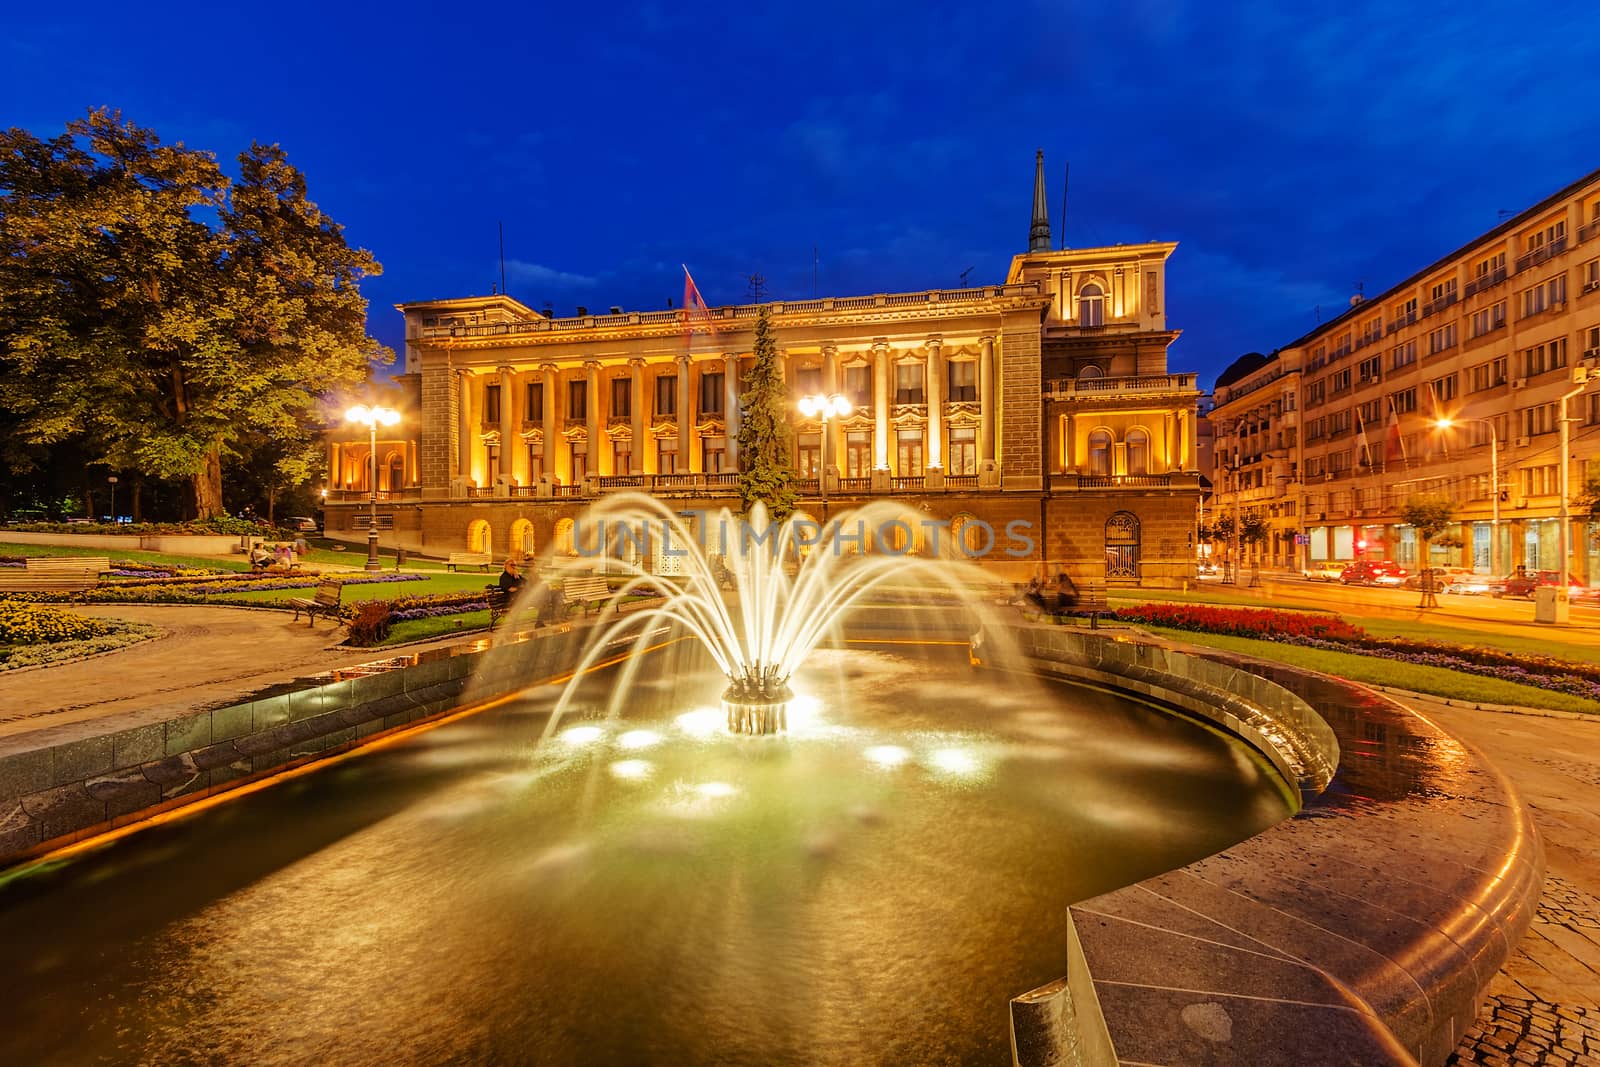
344,403,401,571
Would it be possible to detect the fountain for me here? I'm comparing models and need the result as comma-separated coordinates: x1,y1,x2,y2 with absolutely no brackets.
537,494,998,736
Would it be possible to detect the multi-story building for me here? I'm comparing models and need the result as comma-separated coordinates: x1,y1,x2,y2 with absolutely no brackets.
1212,168,1600,580
324,154,1204,584
1209,352,1305,571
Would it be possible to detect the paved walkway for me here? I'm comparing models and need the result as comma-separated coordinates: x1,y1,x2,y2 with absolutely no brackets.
0,604,467,755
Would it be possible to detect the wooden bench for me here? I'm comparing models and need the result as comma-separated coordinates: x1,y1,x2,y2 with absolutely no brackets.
561,576,612,615
288,579,344,626
447,551,493,572
0,556,110,592
1069,582,1112,628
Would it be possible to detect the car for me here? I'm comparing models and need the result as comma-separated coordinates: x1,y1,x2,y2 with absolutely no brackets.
1492,570,1587,599
1302,560,1347,582
286,516,319,534
1402,566,1489,595
1339,560,1408,586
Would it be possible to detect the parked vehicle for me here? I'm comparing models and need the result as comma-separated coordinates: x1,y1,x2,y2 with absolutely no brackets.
1402,567,1491,595
1492,570,1587,599
287,516,319,534
1302,560,1347,582
1339,560,1408,586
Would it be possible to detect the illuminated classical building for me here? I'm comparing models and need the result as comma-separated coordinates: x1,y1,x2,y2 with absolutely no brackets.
324,154,1203,583
1211,168,1600,580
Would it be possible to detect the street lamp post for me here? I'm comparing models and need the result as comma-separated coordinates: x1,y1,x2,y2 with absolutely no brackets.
1433,417,1499,579
345,405,401,572
106,475,118,525
797,393,853,522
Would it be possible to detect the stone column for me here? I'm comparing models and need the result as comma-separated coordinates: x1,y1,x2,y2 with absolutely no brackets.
822,343,841,478
925,337,944,470
541,363,558,482
584,360,601,476
979,335,996,465
677,355,695,472
330,441,343,489
873,340,890,470
498,366,515,480
630,359,646,474
724,352,741,468
457,368,475,484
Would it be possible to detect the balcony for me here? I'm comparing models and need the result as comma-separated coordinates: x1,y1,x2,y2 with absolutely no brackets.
1580,220,1600,245
326,487,422,503
1515,237,1567,273
1464,269,1508,297
1421,293,1457,317
1054,472,1199,490
1045,372,1199,398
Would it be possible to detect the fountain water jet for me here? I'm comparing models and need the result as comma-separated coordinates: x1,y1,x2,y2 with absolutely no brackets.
535,493,995,736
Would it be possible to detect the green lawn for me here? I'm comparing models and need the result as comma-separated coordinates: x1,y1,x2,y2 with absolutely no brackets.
1145,626,1600,715
218,572,498,606
0,541,251,572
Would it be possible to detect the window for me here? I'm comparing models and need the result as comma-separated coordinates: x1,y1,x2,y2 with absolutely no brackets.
1305,380,1326,407
1392,296,1418,326
1086,429,1112,476
1520,465,1559,496
1105,512,1140,579
1306,415,1326,442
703,437,726,473
894,363,924,404
846,431,872,476
1429,278,1457,305
655,375,677,416
1390,341,1416,370
1520,276,1567,318
1471,301,1506,338
484,384,502,423
1359,398,1382,426
1428,374,1457,405
1390,387,1418,415
612,439,631,474
948,426,977,475
1521,403,1558,437
1328,409,1352,437
947,360,976,402
1309,345,1327,371
1078,284,1104,326
1468,358,1509,392
525,381,543,418
1330,368,1352,394
1359,355,1382,383
657,437,678,474
1584,258,1600,294
1426,323,1456,355
795,367,822,395
844,365,872,407
895,429,924,476
485,441,499,477
796,434,821,476
526,443,543,480
1476,251,1507,280
611,378,631,419
569,440,587,483
1522,337,1569,377
567,380,587,420
700,371,724,416
1524,218,1567,254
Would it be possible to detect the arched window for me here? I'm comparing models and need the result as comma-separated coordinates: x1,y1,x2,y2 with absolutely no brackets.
1125,428,1150,475
1079,283,1105,327
1087,429,1113,476
1076,364,1103,381
508,518,534,559
385,452,405,492
466,519,493,555
1105,511,1141,579
553,517,576,557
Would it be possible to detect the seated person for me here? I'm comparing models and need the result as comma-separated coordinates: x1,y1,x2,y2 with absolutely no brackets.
248,543,273,571
495,559,525,596
1054,572,1079,611
1021,575,1047,611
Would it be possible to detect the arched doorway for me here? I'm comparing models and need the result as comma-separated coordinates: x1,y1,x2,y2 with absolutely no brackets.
508,518,534,560
466,519,492,555
553,517,576,557
1105,511,1141,579
386,452,405,492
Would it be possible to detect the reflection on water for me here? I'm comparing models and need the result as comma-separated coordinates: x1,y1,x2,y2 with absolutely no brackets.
0,647,1293,1066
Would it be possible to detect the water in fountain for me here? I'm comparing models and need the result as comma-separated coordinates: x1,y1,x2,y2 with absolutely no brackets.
528,493,1000,736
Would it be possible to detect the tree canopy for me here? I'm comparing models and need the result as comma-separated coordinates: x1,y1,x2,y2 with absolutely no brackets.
0,109,388,518
735,306,797,521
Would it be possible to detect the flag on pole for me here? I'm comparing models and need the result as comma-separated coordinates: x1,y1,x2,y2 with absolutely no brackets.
1384,395,1407,471
1356,406,1371,468
682,265,710,353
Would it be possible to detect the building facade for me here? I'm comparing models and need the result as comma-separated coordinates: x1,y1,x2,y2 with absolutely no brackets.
1211,168,1600,580
325,156,1204,584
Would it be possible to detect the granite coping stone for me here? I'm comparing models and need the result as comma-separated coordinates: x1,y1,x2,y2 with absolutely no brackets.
1003,626,1545,1067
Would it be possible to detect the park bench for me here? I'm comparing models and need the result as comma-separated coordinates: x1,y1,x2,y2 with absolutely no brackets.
0,556,110,593
447,551,493,572
1066,582,1112,628
561,576,612,615
288,578,344,626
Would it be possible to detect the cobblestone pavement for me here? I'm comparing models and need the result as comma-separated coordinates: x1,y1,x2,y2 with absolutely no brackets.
1413,698,1600,1066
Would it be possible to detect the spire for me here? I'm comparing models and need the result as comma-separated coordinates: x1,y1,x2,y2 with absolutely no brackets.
1028,149,1051,252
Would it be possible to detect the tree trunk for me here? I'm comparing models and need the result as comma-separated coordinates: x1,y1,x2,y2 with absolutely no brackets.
190,444,225,519
132,481,143,523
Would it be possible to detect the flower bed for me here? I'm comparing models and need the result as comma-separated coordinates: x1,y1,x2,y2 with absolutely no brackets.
1114,604,1600,703
0,600,112,646
1,618,160,670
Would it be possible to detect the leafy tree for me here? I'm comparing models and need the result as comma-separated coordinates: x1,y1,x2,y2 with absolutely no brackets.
0,109,386,518
1401,494,1455,605
1239,513,1269,545
735,305,797,521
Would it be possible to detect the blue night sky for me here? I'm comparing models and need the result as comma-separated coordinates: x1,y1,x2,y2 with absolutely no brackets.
4,1,1597,388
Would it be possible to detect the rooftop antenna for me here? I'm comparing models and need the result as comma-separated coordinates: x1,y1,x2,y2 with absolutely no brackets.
959,266,975,288
498,221,507,298
1059,162,1069,250
1314,304,1322,324
813,245,818,298
1497,209,1515,221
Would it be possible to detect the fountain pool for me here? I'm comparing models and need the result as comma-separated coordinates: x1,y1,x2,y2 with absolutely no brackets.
0,642,1293,1065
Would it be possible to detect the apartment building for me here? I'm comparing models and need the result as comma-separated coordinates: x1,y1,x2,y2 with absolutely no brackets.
1211,168,1600,579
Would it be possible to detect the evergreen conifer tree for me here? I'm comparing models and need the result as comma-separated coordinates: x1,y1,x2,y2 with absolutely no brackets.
736,306,797,520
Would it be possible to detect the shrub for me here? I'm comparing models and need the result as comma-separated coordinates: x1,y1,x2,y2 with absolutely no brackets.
345,599,394,646
0,600,110,645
